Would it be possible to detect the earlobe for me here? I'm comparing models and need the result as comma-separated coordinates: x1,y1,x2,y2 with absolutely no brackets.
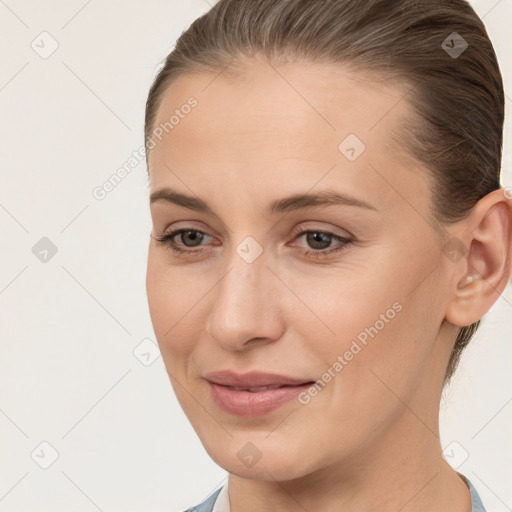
445,189,512,327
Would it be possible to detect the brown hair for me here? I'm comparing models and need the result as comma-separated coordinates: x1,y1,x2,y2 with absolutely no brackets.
144,0,505,385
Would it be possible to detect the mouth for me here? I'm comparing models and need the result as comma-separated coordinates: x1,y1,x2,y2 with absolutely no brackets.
204,369,315,388
218,383,314,392
204,373,316,417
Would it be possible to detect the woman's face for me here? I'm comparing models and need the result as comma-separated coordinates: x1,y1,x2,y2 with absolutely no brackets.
146,57,457,481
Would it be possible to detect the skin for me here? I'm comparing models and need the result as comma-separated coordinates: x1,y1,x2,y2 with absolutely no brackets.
145,55,512,511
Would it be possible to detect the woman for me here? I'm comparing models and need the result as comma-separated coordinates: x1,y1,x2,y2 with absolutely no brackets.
144,0,510,510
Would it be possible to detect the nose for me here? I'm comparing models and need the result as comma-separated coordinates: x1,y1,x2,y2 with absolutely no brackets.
206,246,285,352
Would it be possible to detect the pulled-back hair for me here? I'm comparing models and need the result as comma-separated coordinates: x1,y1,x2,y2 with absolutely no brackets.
144,0,505,385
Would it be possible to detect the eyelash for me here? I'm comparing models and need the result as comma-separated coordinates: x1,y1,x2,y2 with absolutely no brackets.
154,228,352,260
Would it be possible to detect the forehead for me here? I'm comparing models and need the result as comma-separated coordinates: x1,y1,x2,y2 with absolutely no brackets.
148,57,428,212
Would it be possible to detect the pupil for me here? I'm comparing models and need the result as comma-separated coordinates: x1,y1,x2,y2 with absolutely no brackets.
183,231,203,246
308,232,330,249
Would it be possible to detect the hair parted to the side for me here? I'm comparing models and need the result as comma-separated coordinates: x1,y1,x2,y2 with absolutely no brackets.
144,0,505,386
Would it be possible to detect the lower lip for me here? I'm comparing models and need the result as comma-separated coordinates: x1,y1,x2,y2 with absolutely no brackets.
207,380,314,417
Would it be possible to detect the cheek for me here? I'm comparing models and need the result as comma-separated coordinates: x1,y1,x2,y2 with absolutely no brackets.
146,251,201,361
288,250,440,396
282,273,439,459
285,262,402,354
146,255,209,415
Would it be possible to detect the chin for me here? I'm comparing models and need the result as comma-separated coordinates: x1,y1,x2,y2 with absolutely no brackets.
205,436,316,482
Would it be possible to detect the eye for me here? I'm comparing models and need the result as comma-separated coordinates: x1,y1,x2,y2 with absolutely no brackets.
153,227,353,260
153,228,213,255
292,230,352,259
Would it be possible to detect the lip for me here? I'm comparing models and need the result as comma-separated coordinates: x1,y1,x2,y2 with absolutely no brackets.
204,370,314,388
204,370,316,417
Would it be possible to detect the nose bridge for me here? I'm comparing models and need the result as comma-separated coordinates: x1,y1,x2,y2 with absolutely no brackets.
207,240,283,349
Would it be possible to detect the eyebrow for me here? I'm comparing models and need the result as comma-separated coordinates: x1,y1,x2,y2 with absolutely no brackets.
149,187,378,214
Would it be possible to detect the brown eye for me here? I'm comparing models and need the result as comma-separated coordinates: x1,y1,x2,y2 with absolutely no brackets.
154,229,212,254
305,232,334,250
292,230,352,259
177,230,206,247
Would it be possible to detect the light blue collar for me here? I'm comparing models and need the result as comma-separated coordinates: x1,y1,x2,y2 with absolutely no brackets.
184,473,487,512
459,473,486,512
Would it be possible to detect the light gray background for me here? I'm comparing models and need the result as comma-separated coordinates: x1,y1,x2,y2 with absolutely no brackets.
0,1,510,511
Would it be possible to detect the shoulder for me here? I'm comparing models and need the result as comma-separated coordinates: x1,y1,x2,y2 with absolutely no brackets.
180,486,224,512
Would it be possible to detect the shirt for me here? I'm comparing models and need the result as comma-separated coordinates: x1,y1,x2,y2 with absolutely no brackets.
182,472,486,512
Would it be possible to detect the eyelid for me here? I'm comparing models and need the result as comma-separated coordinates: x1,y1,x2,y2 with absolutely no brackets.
160,221,214,240
289,223,354,240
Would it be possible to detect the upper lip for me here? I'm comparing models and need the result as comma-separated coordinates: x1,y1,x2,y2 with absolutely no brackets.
204,370,314,388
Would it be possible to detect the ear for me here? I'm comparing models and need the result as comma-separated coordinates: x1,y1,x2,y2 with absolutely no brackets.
444,188,512,327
